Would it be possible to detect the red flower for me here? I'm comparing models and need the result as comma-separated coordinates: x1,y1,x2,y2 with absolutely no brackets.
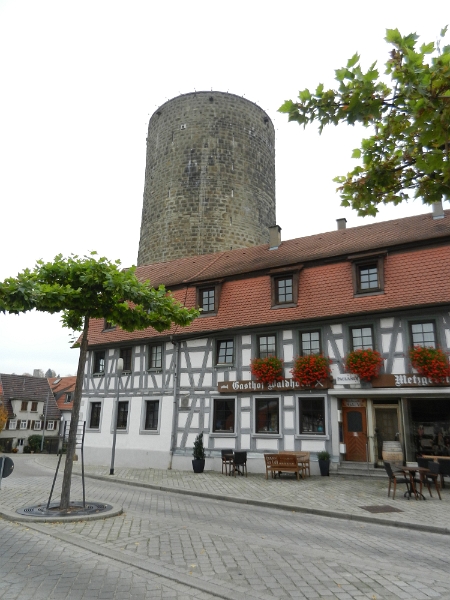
290,354,330,387
345,349,383,381
409,346,450,384
251,356,284,385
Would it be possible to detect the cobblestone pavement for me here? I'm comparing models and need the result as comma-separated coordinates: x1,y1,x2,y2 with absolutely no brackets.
1,456,450,599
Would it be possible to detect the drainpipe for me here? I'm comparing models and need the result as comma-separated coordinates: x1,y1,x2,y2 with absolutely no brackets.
168,337,181,469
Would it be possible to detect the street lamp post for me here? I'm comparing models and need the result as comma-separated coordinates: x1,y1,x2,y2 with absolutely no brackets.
110,358,123,475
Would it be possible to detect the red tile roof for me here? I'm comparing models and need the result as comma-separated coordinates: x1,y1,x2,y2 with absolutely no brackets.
87,211,450,347
48,376,76,411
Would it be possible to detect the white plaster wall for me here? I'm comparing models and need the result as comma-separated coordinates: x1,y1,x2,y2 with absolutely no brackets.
186,432,197,450
335,339,344,359
283,330,293,340
213,437,235,449
284,396,294,407
203,372,212,387
380,317,394,328
178,413,188,428
382,333,391,354
241,397,250,408
283,344,294,362
256,438,278,450
327,340,335,359
241,412,251,429
180,373,190,387
241,370,251,380
204,413,209,429
186,338,208,348
190,351,205,369
191,413,199,429
283,435,295,450
330,324,342,335
284,411,294,429
242,348,251,367
392,357,406,374
240,434,251,448
301,440,325,452
445,328,450,349
395,333,404,353
241,335,251,345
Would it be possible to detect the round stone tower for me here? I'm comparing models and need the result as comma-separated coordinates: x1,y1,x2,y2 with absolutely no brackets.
137,91,276,266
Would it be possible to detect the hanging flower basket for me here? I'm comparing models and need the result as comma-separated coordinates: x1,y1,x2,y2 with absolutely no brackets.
250,356,284,385
290,354,331,387
409,346,450,383
345,348,383,381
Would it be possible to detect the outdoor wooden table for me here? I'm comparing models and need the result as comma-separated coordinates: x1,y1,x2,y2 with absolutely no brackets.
400,466,430,500
422,455,450,462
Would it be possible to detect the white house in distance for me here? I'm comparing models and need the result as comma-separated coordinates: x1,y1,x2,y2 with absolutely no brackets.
79,208,450,473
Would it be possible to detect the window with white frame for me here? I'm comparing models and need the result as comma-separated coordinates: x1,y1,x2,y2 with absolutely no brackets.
213,398,235,433
20,420,28,430
216,339,234,365
9,420,17,430
116,401,129,430
299,396,326,435
47,421,55,431
410,322,436,348
148,344,163,370
255,398,279,434
89,402,102,429
34,421,42,430
144,400,159,430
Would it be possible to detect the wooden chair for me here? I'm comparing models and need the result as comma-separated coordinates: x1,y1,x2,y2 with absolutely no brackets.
438,458,450,488
278,451,309,479
383,461,416,500
221,450,233,475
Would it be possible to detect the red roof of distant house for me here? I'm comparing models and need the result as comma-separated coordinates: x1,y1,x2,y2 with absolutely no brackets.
48,376,76,411
0,374,61,420
87,210,450,347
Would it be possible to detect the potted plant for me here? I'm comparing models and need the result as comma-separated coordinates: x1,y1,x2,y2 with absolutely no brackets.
192,432,206,473
317,450,331,476
291,354,330,387
345,348,383,382
409,346,450,383
250,356,284,385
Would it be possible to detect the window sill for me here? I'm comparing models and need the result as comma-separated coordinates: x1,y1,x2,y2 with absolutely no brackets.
199,312,217,317
92,373,105,378
209,432,237,438
86,428,101,432
139,429,160,435
270,303,297,310
295,434,329,440
354,290,384,297
251,433,282,438
215,364,235,369
147,369,163,373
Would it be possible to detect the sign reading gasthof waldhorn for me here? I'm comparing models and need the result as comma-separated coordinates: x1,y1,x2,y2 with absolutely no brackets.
218,378,332,393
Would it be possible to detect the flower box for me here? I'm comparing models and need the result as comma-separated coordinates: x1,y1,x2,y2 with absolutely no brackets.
345,349,383,382
250,356,284,385
409,346,450,383
290,354,331,387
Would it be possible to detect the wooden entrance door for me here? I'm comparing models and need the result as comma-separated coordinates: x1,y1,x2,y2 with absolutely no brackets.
343,405,367,462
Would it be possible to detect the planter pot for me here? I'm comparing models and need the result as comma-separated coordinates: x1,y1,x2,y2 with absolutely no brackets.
318,459,330,476
192,459,205,473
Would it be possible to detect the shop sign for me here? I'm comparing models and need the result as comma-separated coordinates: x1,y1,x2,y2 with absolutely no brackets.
372,374,450,388
335,374,360,385
342,399,366,407
218,378,333,393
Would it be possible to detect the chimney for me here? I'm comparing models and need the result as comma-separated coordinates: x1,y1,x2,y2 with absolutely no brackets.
432,201,444,219
269,225,282,249
336,218,347,230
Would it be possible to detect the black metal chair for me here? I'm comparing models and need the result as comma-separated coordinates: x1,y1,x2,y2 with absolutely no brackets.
232,451,247,477
221,450,233,475
383,461,416,500
422,461,442,500
438,459,450,489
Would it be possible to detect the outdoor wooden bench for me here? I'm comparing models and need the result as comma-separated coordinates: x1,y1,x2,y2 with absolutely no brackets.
264,453,302,480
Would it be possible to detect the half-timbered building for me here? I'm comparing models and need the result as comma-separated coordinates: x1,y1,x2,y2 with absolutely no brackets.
81,208,450,474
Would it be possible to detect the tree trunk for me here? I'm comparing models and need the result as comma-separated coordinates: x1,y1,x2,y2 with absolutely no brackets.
59,316,89,509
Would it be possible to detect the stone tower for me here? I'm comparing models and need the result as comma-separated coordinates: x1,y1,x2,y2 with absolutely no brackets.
137,91,276,266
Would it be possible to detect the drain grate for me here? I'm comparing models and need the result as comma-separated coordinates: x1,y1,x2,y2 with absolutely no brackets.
359,505,403,514
17,501,113,518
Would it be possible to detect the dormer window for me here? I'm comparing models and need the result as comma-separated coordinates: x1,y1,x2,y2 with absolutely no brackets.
198,284,221,315
103,320,116,331
349,251,386,295
270,270,300,308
